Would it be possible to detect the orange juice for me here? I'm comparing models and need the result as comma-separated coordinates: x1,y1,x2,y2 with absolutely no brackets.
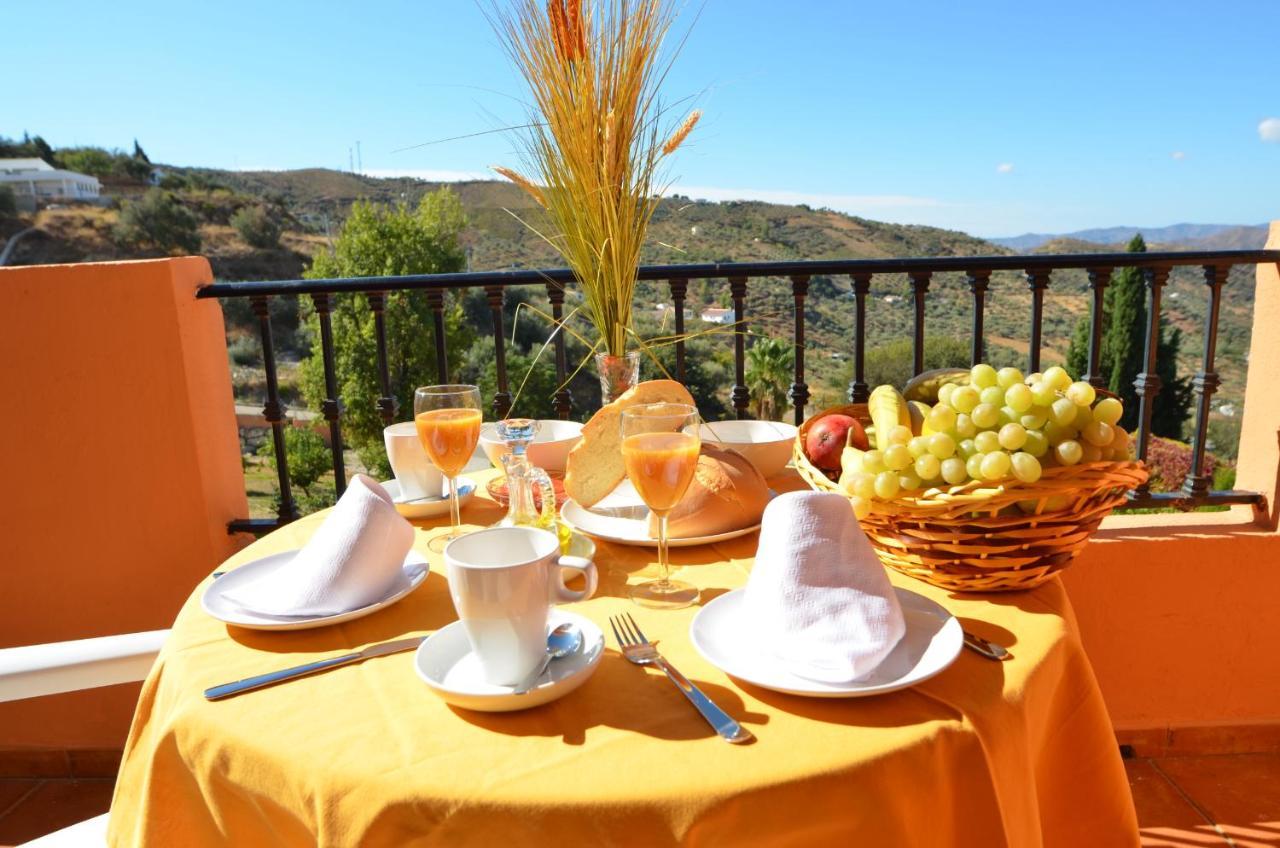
622,432,700,514
415,408,482,477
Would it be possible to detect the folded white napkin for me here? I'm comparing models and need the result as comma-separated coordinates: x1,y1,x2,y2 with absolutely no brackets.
224,474,415,616
743,491,906,683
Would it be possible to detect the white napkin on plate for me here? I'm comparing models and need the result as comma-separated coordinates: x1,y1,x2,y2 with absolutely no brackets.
224,474,415,617
743,491,906,683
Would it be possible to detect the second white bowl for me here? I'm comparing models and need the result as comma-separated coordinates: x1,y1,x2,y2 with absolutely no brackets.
698,420,798,479
478,419,584,474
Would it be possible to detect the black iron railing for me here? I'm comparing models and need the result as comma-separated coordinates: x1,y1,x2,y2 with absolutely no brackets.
199,248,1280,534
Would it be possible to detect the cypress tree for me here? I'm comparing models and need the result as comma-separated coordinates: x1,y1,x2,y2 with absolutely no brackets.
1063,234,1189,437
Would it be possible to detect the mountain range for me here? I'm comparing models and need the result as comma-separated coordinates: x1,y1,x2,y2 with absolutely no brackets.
992,223,1269,252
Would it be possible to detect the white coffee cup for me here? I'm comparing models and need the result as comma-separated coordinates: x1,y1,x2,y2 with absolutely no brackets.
444,526,598,686
383,422,443,501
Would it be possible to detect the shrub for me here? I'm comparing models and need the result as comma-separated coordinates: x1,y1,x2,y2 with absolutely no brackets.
113,188,201,254
56,147,116,178
231,205,282,249
0,185,16,218
1144,436,1218,493
227,334,261,367
258,425,333,499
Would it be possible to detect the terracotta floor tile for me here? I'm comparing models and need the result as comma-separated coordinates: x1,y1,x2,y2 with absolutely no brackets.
0,779,113,846
1126,759,1231,847
1155,755,1280,847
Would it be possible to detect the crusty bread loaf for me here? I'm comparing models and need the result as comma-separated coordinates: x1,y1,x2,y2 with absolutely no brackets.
564,379,696,508
648,446,771,539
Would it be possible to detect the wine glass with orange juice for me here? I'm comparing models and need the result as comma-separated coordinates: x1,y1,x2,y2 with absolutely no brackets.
620,403,702,609
414,385,483,552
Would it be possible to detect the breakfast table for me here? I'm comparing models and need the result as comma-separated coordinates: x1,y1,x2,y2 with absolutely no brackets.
107,469,1139,847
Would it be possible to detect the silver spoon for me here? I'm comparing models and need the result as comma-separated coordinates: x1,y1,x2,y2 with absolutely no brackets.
514,623,582,694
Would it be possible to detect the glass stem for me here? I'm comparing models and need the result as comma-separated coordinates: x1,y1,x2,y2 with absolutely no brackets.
656,512,670,590
448,475,461,535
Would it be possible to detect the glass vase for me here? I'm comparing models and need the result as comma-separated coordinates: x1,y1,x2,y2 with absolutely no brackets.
595,350,641,404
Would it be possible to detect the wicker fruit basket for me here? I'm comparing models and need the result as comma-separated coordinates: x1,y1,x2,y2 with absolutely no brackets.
794,403,1148,592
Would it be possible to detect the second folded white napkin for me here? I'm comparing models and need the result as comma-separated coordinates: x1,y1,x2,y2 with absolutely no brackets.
224,474,415,617
743,491,906,683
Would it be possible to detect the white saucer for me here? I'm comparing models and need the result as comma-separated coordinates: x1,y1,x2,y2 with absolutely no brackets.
382,477,475,520
690,587,963,698
414,610,604,712
202,551,429,631
561,480,765,548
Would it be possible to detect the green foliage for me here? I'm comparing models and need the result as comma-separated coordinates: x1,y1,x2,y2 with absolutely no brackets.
258,425,332,497
0,132,55,165
231,205,282,249
0,185,16,218
1206,414,1241,461
56,147,116,177
745,337,794,421
299,189,471,476
132,139,151,164
846,335,974,394
1065,235,1191,437
112,188,202,254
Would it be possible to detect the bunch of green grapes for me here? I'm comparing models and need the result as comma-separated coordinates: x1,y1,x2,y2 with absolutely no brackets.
843,364,1132,518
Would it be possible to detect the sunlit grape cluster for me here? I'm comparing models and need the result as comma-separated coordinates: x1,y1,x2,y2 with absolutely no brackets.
842,364,1132,518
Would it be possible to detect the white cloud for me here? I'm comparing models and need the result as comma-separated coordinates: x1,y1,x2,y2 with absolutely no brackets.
1260,118,1280,143
1171,151,1186,160
996,163,1014,174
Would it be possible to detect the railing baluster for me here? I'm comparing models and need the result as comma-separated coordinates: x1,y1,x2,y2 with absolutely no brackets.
310,293,346,498
251,295,298,524
1084,267,1113,388
730,277,749,419
967,270,990,365
1182,264,1228,498
367,292,397,425
790,275,810,425
1026,270,1051,373
848,272,872,403
909,271,930,376
1131,266,1168,496
669,278,688,383
486,285,512,419
426,288,449,383
544,282,572,420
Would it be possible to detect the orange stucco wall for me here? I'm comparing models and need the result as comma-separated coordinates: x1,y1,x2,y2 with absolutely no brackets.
1064,222,1280,732
0,258,248,748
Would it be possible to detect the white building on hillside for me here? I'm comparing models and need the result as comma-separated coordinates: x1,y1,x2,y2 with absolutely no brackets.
700,306,734,324
0,158,102,202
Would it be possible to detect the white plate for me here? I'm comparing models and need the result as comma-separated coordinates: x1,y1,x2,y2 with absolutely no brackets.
561,480,765,548
202,551,429,631
690,587,963,698
414,610,603,712
382,477,475,520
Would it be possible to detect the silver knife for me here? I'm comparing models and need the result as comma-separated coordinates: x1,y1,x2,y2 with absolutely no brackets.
204,637,426,700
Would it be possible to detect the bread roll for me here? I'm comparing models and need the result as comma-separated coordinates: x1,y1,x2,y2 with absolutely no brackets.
648,446,770,539
564,379,696,508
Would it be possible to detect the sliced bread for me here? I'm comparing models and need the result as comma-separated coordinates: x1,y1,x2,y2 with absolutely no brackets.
564,379,696,508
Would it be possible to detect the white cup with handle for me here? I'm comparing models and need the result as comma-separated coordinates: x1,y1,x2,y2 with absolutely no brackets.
444,526,598,686
383,422,444,501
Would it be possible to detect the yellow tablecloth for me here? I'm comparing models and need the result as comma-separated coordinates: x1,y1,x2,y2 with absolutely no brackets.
109,470,1138,847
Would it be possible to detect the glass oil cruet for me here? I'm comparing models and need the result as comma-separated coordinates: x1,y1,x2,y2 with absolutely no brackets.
494,418,570,549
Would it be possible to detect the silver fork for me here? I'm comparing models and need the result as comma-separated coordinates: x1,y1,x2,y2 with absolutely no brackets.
609,613,754,744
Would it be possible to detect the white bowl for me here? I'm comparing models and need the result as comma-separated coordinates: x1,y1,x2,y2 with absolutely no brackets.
478,420,584,474
698,420,798,479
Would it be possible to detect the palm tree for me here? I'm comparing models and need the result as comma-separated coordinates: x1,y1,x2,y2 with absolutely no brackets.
746,337,794,421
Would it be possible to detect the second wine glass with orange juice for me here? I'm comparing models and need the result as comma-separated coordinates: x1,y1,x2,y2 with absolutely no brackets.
414,385,482,552
620,403,702,608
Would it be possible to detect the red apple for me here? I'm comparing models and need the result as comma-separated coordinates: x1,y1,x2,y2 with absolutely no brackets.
806,414,864,470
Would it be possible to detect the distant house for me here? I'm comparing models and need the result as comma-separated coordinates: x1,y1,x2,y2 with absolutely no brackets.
0,158,101,203
700,307,734,324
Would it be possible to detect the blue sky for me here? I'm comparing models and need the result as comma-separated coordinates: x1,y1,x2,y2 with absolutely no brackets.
4,0,1278,237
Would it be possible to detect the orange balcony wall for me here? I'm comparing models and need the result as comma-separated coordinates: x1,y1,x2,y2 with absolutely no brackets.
0,258,248,756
